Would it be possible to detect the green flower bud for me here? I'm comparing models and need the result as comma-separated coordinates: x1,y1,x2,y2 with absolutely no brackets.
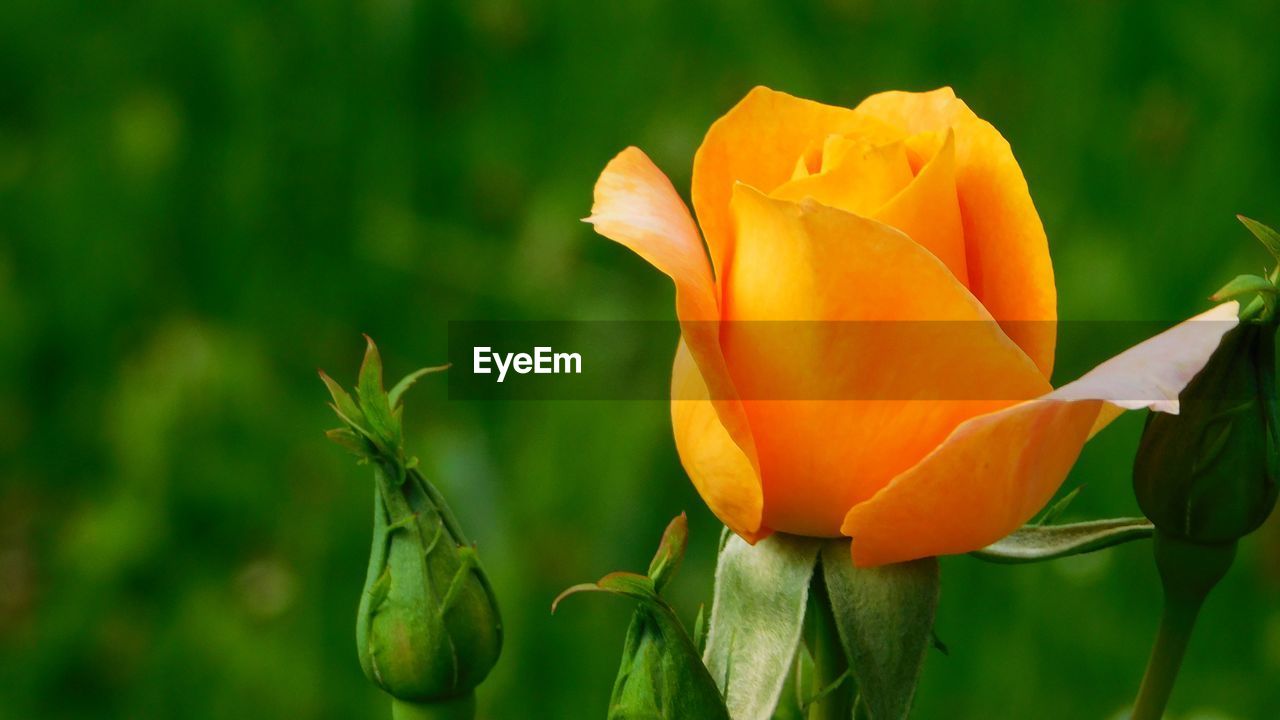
554,514,730,720
323,338,502,710
1133,318,1280,543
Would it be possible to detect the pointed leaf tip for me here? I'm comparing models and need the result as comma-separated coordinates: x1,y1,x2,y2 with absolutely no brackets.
970,517,1154,564
648,512,688,592
1238,214,1280,260
388,364,451,409
552,572,659,614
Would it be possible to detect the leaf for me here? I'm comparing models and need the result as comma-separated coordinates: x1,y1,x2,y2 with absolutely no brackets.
648,513,688,592
703,533,821,720
552,571,657,612
388,364,450,410
1238,214,1280,260
969,517,1153,564
821,542,939,720
1210,274,1275,304
356,335,398,449
1035,485,1083,526
318,370,365,429
325,427,370,457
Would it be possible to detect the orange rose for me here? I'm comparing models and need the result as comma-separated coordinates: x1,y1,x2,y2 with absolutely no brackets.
588,87,1235,566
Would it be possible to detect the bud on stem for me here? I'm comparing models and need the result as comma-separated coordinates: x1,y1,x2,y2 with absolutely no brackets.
323,338,502,719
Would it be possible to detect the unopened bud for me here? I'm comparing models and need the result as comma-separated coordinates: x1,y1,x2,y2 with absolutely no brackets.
1133,318,1279,543
323,338,501,707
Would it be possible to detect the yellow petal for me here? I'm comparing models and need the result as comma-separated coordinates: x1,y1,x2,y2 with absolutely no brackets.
841,302,1240,567
874,130,968,285
857,88,1057,378
722,186,1050,537
672,340,767,541
770,139,915,218
692,87,903,281
586,147,764,536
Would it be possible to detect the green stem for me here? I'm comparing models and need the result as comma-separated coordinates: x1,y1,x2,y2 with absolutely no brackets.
1131,533,1235,720
390,694,476,720
805,568,852,720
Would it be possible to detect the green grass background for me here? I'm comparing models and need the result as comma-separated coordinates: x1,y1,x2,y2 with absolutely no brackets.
2,1,1279,718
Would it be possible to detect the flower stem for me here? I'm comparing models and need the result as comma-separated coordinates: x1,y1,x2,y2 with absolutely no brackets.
1131,533,1235,720
805,567,852,720
390,694,476,720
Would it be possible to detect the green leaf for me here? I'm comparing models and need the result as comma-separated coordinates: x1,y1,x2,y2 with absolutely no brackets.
325,427,370,457
1035,485,1083,526
1210,274,1275,304
552,571,657,612
821,543,939,720
318,370,365,429
1238,214,1280,260
969,517,1154,564
356,335,398,450
647,513,688,592
388,364,450,410
703,533,821,720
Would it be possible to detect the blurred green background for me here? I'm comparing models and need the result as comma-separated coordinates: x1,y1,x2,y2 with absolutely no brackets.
3,1,1280,718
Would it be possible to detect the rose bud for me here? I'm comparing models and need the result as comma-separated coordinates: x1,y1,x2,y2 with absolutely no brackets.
322,338,502,716
1133,309,1279,543
587,86,1237,566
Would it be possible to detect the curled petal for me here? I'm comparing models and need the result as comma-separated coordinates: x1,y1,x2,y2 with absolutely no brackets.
841,303,1240,567
587,147,764,536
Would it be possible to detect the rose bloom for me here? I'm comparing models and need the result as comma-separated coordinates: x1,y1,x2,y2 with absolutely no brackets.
588,87,1234,566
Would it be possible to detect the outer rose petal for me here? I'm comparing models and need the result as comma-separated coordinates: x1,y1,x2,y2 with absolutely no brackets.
857,88,1057,378
723,186,1050,537
841,302,1240,567
586,147,764,537
672,340,766,541
692,86,904,281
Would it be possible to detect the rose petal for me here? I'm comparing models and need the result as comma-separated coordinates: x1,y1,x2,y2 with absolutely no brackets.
874,130,969,285
723,185,1050,536
672,340,768,541
858,88,1057,378
841,302,1239,567
586,147,765,536
692,86,903,281
770,139,914,218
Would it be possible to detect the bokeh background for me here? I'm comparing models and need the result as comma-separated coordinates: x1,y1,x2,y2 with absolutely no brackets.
3,1,1280,718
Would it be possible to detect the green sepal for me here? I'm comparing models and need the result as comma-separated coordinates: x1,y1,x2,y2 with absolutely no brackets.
356,335,399,454
555,517,729,720
1210,274,1276,316
1034,485,1083,526
390,365,450,411
821,542,939,720
1238,214,1280,261
703,533,821,720
647,513,688,593
970,518,1155,564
